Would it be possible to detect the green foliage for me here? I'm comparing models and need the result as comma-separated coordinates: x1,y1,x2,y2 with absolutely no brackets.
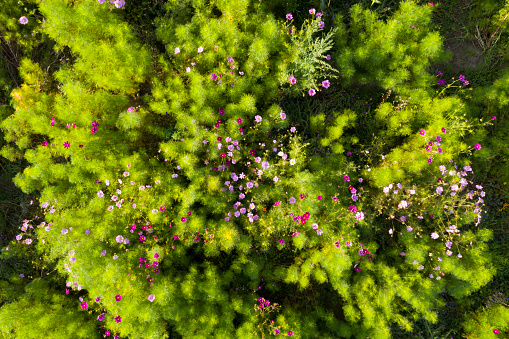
0,278,101,339
334,0,451,97
0,0,505,339
462,304,509,339
38,0,152,94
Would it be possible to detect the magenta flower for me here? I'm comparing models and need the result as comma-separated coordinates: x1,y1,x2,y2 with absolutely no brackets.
81,301,88,310
64,141,70,148
275,329,280,335
237,118,243,124
210,74,217,80
279,239,285,245
288,75,297,85
286,13,293,20
427,158,433,163
441,127,446,133
494,329,499,334
288,331,293,336
438,79,445,85
97,313,105,321
349,205,357,213
419,129,426,135
492,116,497,120
41,141,48,146
154,253,159,259
140,235,146,241
308,88,316,96
115,316,121,323
343,175,350,182
474,143,482,150
181,217,187,222
115,294,121,301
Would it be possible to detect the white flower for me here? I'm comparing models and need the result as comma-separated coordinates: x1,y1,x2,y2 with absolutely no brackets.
430,232,439,239
198,46,203,53
186,67,191,72
174,47,180,54
355,211,365,221
290,159,296,165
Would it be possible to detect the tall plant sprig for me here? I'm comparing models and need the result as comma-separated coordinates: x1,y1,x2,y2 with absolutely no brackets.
278,11,339,98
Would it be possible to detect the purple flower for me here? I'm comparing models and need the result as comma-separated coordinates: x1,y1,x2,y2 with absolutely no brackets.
318,21,325,29
308,88,316,96
148,294,155,302
97,313,105,321
438,79,446,85
114,0,125,8
210,74,217,80
19,16,28,25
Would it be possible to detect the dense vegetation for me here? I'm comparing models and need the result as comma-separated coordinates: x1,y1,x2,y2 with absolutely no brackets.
0,0,508,338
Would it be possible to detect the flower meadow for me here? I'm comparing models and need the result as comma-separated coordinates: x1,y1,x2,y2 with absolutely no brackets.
0,0,508,338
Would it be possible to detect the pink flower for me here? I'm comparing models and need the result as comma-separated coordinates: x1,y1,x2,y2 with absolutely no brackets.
309,8,316,15
322,80,330,88
286,13,293,20
308,88,316,96
288,75,297,85
474,143,482,150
